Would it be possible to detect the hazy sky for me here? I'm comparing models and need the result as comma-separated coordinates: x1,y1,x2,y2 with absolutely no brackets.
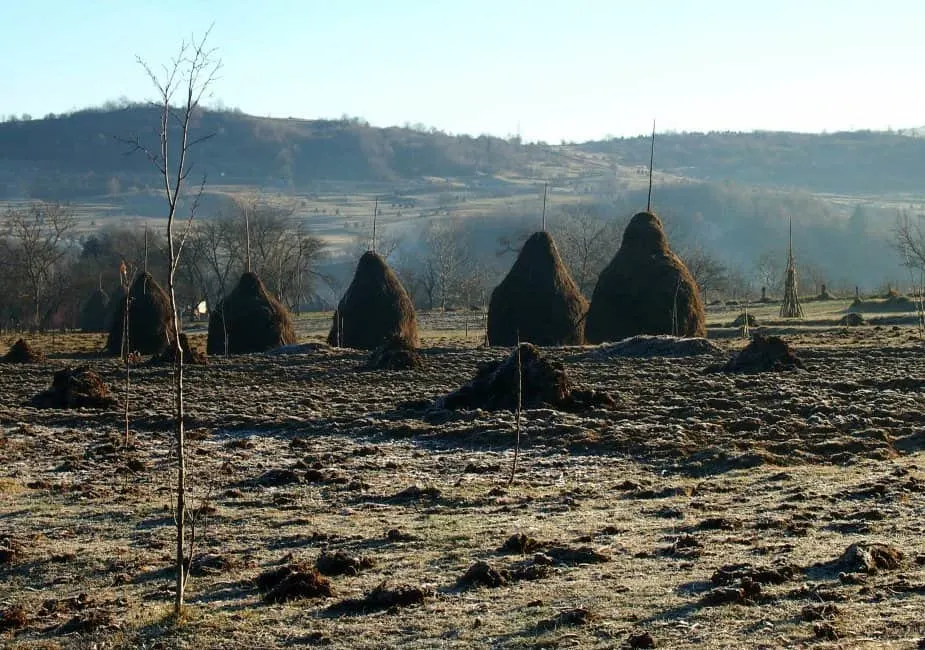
3,1,924,142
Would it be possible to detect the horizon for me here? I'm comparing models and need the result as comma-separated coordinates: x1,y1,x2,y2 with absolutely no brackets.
4,1,925,142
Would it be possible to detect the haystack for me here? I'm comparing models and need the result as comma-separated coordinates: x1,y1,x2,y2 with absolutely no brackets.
151,333,208,365
487,231,587,346
362,336,424,371
79,288,110,333
106,272,173,356
584,211,705,343
707,333,805,374
437,343,614,412
207,272,296,355
2,339,45,363
28,366,118,409
328,251,418,350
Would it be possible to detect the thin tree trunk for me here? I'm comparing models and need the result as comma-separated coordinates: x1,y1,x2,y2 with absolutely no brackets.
167,221,186,614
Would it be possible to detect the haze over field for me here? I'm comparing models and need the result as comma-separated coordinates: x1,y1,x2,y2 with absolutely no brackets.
3,1,925,310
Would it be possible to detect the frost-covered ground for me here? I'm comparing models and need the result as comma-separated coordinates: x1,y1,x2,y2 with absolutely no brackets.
0,321,923,649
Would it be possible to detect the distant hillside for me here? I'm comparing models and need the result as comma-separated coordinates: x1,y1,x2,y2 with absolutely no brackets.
579,130,925,195
0,105,555,199
4,106,925,200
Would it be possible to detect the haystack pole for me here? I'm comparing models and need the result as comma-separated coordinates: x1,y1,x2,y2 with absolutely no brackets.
779,217,804,319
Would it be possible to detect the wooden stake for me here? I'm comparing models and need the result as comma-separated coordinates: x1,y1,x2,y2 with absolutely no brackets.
647,120,656,212
541,182,548,232
372,197,378,253
244,205,251,273
143,223,149,273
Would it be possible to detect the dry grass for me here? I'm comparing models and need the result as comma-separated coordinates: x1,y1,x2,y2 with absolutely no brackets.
0,315,922,649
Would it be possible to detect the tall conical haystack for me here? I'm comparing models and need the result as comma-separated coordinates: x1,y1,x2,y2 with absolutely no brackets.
327,251,418,350
79,288,110,333
779,220,804,319
106,272,173,356
487,231,587,346
584,211,705,343
207,272,296,355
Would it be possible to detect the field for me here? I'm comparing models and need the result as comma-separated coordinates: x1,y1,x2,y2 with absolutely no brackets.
0,302,923,649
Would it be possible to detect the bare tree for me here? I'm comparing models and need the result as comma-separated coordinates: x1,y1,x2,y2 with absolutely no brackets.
420,220,473,310
3,203,76,329
123,29,220,617
681,245,729,301
551,206,626,295
754,250,783,296
894,211,925,273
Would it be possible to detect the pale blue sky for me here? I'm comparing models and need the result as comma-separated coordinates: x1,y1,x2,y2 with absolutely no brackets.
2,1,923,141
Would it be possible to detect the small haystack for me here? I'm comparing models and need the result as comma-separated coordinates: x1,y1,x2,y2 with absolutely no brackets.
816,284,835,301
2,339,45,363
779,221,804,319
28,366,118,409
839,313,865,327
487,231,587,346
106,273,173,356
730,312,759,328
438,343,614,412
151,333,208,365
584,211,705,343
362,336,424,371
707,333,805,374
79,288,110,333
328,251,418,350
207,272,296,355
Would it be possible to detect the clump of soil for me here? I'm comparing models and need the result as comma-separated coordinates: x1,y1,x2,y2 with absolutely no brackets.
28,366,118,409
437,343,615,412
0,604,28,632
707,333,805,374
536,607,598,631
315,550,374,576
190,553,239,576
699,577,763,606
627,631,657,648
711,563,796,586
729,312,759,328
327,581,430,614
457,561,510,588
56,609,118,634
150,333,208,365
361,336,423,371
256,561,334,603
3,338,45,363
543,545,611,565
802,603,840,621
499,533,544,554
0,536,20,564
826,542,904,575
587,335,720,360
839,313,865,326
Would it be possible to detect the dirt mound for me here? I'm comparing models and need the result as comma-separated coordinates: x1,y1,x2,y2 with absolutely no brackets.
437,343,615,412
586,335,720,359
828,542,904,574
328,251,418,350
256,561,334,603
28,366,118,409
487,231,587,346
707,333,805,374
839,313,865,326
848,295,917,313
327,581,430,615
150,333,207,365
316,550,374,576
79,288,110,333
106,272,173,356
362,336,424,370
585,211,705,343
2,338,45,363
208,272,296,355
729,312,758,328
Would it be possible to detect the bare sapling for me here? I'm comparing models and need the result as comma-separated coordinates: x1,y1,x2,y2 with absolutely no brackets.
508,332,523,486
123,28,221,618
